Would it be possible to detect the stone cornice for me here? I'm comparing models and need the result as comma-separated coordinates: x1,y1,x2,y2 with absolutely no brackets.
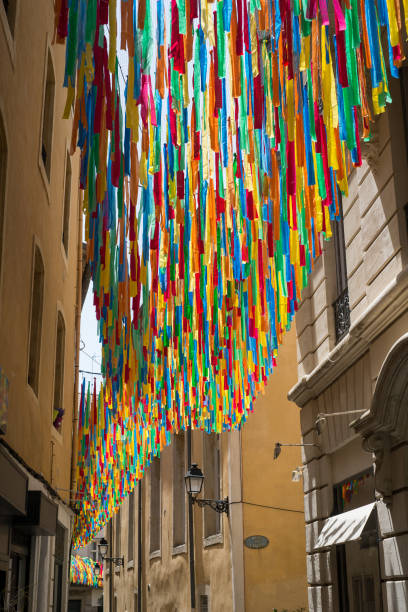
288,268,408,408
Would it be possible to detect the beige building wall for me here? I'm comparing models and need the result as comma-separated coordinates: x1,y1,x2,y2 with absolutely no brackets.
289,72,408,611
0,1,81,610
105,330,308,612
0,0,80,493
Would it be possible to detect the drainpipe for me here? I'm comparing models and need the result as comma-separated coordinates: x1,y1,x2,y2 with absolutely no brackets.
187,429,196,609
70,185,82,506
138,480,142,612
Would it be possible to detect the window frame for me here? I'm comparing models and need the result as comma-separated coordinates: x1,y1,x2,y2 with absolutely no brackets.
61,150,72,257
38,41,55,197
52,309,66,432
172,432,187,554
202,433,223,546
149,457,161,558
27,242,45,397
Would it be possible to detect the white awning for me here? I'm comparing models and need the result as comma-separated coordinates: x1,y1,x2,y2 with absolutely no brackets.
315,502,377,550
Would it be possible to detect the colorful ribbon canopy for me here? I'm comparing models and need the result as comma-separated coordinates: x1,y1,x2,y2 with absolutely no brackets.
55,0,405,545
70,555,103,588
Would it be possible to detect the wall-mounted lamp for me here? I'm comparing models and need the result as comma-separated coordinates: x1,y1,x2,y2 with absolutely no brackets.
273,442,320,460
314,410,366,435
184,464,229,515
291,466,305,482
98,537,124,567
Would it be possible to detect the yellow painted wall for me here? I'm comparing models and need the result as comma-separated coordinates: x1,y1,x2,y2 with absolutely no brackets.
242,328,308,611
0,1,80,502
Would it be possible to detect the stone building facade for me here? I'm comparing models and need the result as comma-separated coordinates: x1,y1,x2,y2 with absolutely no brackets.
288,73,408,611
103,330,308,612
0,1,81,610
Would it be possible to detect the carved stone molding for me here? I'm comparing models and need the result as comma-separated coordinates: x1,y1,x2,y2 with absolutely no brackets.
362,432,393,504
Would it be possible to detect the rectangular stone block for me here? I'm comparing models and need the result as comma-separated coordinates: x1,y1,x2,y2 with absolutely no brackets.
301,429,321,463
298,324,314,363
381,534,408,579
300,401,319,437
358,143,393,217
305,520,323,553
383,580,408,612
348,261,366,310
308,585,333,612
343,200,361,247
304,487,332,523
307,551,333,585
378,492,408,538
364,213,400,285
361,178,397,252
312,308,330,349
346,230,364,278
296,295,313,336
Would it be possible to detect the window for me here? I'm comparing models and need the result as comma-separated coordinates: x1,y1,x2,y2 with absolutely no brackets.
199,594,209,612
2,0,17,35
62,154,71,255
203,433,221,539
134,592,138,612
53,523,65,612
149,457,161,554
115,507,121,559
332,193,350,343
41,51,55,179
128,490,135,562
28,246,44,395
0,112,6,279
53,312,65,430
173,432,186,548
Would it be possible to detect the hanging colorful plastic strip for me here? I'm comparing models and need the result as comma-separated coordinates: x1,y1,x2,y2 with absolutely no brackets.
54,0,404,546
70,555,103,588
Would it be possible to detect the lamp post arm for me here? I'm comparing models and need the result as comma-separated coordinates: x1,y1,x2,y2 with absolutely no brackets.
192,496,229,516
104,556,125,567
317,410,366,418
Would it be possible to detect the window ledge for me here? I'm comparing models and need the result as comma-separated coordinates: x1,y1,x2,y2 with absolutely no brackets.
114,566,121,575
51,426,63,443
127,560,134,571
203,533,223,548
149,549,161,560
172,543,187,556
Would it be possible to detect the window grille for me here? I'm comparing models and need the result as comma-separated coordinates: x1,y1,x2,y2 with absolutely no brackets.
199,594,209,612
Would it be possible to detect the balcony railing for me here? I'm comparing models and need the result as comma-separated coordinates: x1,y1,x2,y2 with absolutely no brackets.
334,288,350,344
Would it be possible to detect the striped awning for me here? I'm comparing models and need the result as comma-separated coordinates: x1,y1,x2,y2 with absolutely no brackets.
315,503,377,550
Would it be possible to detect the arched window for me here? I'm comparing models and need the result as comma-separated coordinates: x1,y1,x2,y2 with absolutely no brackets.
62,154,71,255
0,112,6,278
52,312,65,430
28,247,44,396
41,51,55,180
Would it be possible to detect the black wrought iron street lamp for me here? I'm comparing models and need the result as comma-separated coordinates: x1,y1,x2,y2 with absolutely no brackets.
97,537,124,567
184,463,229,515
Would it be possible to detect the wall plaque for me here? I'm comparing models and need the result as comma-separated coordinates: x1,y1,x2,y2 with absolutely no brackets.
244,535,269,549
